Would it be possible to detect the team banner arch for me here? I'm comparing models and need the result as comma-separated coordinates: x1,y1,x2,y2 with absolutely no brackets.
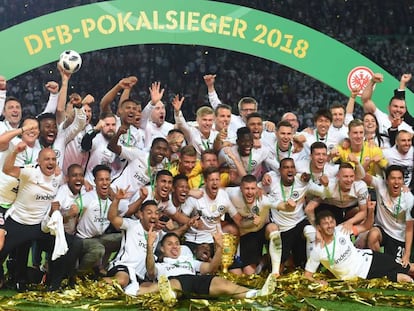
1,0,412,113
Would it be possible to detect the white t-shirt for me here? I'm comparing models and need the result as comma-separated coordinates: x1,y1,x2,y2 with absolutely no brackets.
108,218,162,280
295,160,339,183
175,111,218,156
155,249,202,278
8,166,62,225
55,183,86,235
76,191,128,239
305,225,373,280
263,173,321,231
182,188,238,244
371,176,414,242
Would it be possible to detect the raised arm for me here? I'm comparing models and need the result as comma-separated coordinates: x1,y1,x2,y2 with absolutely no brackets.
361,73,383,114
118,77,137,108
203,74,221,109
107,187,129,230
345,88,360,125
141,81,165,129
41,80,60,115
0,121,34,151
145,224,158,280
55,64,72,125
100,76,137,114
107,123,129,156
3,141,26,178
81,119,105,151
172,94,192,142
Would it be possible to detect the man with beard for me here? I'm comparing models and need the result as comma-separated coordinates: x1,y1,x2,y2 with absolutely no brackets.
0,146,63,290
140,82,174,149
304,210,414,284
81,113,118,184
62,94,94,174
75,165,129,274
362,73,413,145
218,127,279,184
172,95,218,157
226,174,281,276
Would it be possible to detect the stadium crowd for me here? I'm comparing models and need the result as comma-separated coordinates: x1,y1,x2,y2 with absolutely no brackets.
0,0,413,303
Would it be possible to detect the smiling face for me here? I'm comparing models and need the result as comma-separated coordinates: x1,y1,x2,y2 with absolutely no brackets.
237,133,253,156
119,100,138,125
21,118,39,146
4,99,22,127
138,203,160,231
315,116,331,136
161,235,181,259
337,167,355,192
279,159,296,186
386,169,404,197
363,113,377,134
317,216,336,239
150,140,169,165
38,148,57,176
151,101,166,127
215,107,231,131
197,113,214,136
246,116,263,140
331,107,345,128
310,147,328,172
388,98,406,119
276,125,293,151
396,131,412,154
348,124,365,147
155,174,173,200
240,181,258,204
172,178,189,204
39,118,58,147
179,154,197,175
205,171,220,199
67,165,84,195
94,169,111,199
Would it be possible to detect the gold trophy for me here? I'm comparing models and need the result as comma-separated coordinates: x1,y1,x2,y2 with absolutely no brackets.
221,233,237,273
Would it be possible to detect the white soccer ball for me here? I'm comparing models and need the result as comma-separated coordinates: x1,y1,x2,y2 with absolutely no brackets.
58,50,82,73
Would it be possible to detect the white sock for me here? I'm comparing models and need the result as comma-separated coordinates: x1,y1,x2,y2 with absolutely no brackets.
245,289,259,298
303,225,316,259
269,230,281,275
